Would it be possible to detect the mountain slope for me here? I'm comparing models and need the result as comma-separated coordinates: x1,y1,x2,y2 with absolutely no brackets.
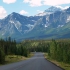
0,6,70,41
35,6,62,16
0,12,42,39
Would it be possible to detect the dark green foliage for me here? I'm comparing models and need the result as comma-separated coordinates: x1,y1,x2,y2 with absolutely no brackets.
0,37,17,64
48,39,70,64
0,37,70,64
49,39,57,59
16,45,29,57
0,48,5,64
56,44,63,61
21,40,49,53
17,39,70,64
0,37,30,64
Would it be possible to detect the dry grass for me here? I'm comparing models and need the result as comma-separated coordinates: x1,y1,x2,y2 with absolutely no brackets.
4,53,34,65
5,55,26,64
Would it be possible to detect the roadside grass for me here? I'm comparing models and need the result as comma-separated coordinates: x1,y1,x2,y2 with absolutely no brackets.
5,55,26,64
44,53,70,70
0,53,34,65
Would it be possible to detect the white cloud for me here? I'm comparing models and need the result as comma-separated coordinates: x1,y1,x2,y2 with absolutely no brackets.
56,6,64,9
37,10,43,13
0,6,7,19
3,0,16,4
19,10,28,15
43,0,70,6
63,6,69,9
56,6,69,10
23,0,42,7
23,0,70,7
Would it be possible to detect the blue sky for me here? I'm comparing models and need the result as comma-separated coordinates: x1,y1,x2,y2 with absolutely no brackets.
0,0,70,19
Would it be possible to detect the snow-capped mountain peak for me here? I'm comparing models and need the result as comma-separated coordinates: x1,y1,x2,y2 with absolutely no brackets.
35,6,62,16
44,6,62,13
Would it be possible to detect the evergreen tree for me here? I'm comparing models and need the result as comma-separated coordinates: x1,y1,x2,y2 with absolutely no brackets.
0,48,5,64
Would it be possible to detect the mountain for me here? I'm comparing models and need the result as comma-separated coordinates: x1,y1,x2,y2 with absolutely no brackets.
0,6,70,41
45,6,62,12
35,6,62,16
25,7,70,39
0,12,42,39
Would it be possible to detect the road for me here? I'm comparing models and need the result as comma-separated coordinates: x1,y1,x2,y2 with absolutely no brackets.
0,52,63,70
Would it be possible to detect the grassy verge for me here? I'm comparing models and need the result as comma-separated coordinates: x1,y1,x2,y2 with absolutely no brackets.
44,53,70,70
5,55,26,64
0,53,34,65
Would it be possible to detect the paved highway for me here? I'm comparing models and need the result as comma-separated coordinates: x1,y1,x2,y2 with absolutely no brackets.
0,53,63,70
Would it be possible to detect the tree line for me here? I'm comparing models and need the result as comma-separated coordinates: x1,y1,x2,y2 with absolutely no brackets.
0,38,70,64
22,39,70,64
48,39,70,64
21,40,49,52
0,37,29,64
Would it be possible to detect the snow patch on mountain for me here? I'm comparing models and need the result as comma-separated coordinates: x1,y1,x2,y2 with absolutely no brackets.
57,25,64,28
9,20,14,23
9,19,22,32
45,24,49,28
14,21,22,32
24,24,35,33
45,25,48,28
66,16,70,23
26,24,34,29
31,20,36,22
35,12,46,16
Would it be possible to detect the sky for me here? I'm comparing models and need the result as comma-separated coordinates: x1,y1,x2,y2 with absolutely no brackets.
0,0,70,19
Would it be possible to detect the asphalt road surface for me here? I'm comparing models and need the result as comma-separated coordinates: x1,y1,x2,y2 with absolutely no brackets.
0,52,63,70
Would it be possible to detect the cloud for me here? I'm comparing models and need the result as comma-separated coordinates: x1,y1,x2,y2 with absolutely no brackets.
56,6,64,9
23,0,42,7
37,10,43,13
19,10,28,15
0,6,7,19
43,0,70,6
3,0,16,4
23,0,70,7
63,6,70,9
56,6,69,10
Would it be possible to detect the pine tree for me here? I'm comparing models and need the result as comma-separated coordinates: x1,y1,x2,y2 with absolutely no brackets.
50,39,57,59
0,48,5,64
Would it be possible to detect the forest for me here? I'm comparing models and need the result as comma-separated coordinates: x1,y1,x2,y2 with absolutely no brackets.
0,38,70,65
21,39,70,64
0,37,29,64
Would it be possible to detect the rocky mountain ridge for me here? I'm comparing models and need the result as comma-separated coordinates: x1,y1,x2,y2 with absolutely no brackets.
0,6,70,41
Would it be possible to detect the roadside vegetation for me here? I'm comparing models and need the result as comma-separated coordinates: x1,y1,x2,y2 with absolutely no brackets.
5,53,34,64
45,53,70,70
44,39,70,70
0,37,31,64
0,37,70,70
21,39,70,70
5,55,25,64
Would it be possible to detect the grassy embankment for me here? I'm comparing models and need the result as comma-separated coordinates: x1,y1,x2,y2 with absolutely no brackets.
44,53,70,70
0,53,34,65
